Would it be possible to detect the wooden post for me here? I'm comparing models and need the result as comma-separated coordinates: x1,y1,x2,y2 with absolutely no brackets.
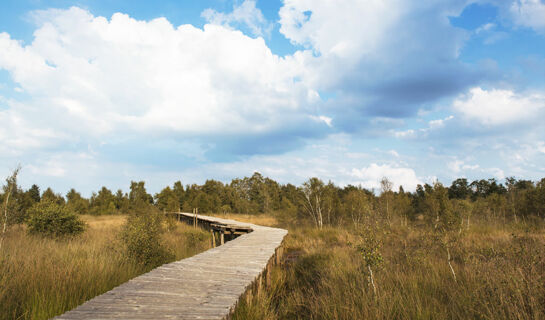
211,230,216,248
256,274,262,296
193,208,197,228
265,264,271,287
275,246,284,265
220,231,224,245
245,288,252,304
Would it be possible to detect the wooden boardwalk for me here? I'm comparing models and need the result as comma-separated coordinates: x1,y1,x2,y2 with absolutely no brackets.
55,213,287,320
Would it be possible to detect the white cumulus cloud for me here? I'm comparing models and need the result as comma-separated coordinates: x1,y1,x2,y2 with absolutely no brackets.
453,87,545,126
0,7,325,154
351,163,422,191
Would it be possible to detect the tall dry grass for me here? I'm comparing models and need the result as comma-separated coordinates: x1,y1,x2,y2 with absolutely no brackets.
233,217,545,320
215,212,279,227
0,215,210,320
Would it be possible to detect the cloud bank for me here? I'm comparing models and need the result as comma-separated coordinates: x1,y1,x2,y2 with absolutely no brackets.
0,1,544,194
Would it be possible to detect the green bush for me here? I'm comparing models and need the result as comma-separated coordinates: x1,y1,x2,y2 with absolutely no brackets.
26,200,86,238
121,207,173,267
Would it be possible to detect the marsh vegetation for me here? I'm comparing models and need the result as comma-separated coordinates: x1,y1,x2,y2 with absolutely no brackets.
0,214,209,320
233,216,545,319
1,169,544,319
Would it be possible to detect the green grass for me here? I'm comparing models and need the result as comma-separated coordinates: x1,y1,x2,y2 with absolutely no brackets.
0,215,210,320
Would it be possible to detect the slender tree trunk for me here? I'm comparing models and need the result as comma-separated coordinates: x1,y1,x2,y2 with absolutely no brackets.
447,247,457,282
316,195,323,229
368,265,377,295
0,169,17,252
304,193,318,228
0,190,12,251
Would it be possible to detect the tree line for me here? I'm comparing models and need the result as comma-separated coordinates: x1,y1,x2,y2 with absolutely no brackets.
2,172,545,228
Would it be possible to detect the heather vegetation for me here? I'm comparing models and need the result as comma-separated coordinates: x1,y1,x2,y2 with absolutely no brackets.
1,169,545,319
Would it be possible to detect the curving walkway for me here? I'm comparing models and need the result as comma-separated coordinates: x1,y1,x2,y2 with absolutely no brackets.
55,213,287,320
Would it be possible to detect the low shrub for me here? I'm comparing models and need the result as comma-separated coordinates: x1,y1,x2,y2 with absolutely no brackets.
121,207,173,267
26,200,86,238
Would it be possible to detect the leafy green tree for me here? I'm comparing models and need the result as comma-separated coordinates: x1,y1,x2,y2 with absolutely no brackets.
1,169,36,226
172,181,185,210
486,193,507,221
154,186,179,212
229,179,253,213
301,177,327,229
16,191,36,223
535,178,545,218
424,182,461,231
66,189,89,215
452,199,473,231
276,197,298,225
182,184,201,212
321,181,341,225
525,178,545,218
393,186,412,226
27,184,41,203
448,178,471,199
129,181,153,209
470,179,507,199
89,187,117,215
191,192,220,213
344,189,374,227
114,189,130,213
263,177,282,212
41,188,65,205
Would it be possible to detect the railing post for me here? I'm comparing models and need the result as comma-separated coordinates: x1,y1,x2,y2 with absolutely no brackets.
265,263,271,287
193,208,197,228
211,230,216,248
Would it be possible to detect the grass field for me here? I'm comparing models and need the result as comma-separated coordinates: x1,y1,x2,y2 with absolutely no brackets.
1,211,543,320
0,215,210,320
232,215,545,320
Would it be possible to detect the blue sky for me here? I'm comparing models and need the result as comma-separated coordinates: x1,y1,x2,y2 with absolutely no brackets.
1,0,545,195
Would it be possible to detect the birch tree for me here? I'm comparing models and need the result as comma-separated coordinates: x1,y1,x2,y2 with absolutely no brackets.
301,178,325,229
1,166,20,251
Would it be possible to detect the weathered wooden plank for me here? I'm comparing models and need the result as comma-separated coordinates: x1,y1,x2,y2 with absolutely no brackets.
54,212,287,320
